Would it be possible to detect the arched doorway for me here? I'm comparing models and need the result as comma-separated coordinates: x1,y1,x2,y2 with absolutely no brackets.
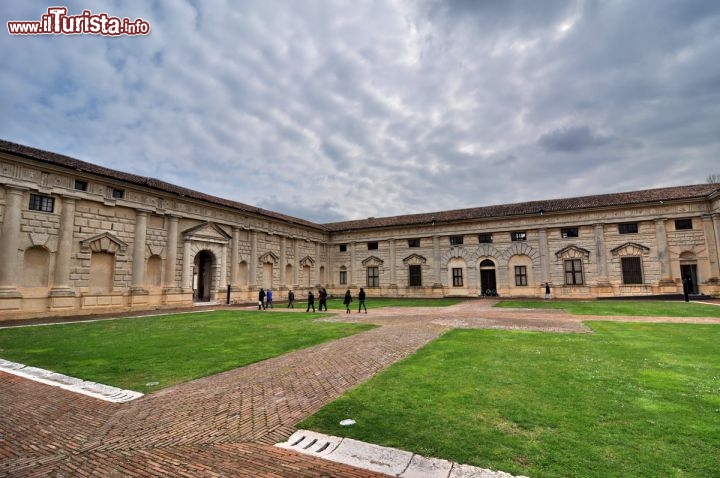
480,259,497,296
679,252,698,295
194,250,214,302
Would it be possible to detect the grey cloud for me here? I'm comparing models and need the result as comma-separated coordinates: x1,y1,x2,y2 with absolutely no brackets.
1,0,719,222
538,125,611,153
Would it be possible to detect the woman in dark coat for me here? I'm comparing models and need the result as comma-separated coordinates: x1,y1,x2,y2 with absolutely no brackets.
343,289,352,314
358,287,367,313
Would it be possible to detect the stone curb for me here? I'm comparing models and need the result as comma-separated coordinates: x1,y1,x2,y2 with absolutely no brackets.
0,358,143,403
277,430,530,478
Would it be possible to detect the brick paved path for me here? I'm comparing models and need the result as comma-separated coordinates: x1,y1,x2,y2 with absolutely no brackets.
2,307,448,477
2,300,719,477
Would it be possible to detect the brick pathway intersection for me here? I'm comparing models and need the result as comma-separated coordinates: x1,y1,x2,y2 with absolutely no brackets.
2,301,719,477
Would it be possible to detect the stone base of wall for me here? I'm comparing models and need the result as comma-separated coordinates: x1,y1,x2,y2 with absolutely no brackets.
700,283,720,296
0,282,715,322
0,290,196,322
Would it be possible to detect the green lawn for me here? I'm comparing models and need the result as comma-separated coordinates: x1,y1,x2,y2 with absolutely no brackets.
323,297,463,310
0,310,373,393
300,322,720,478
496,300,720,317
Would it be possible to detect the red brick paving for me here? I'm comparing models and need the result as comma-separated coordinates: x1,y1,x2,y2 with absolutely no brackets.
2,300,718,477
2,309,445,477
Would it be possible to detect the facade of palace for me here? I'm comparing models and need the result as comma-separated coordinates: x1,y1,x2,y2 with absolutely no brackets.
1,139,719,320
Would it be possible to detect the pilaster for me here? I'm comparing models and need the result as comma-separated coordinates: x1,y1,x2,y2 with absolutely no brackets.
49,195,77,298
0,185,25,300
130,210,149,295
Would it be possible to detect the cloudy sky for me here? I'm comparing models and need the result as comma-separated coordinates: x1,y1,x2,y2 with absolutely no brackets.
2,1,719,223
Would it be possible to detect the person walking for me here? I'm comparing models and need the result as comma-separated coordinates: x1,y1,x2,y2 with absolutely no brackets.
318,288,328,311
343,289,352,314
266,289,273,308
358,287,367,313
306,290,315,312
258,288,266,310
287,290,295,308
544,282,552,300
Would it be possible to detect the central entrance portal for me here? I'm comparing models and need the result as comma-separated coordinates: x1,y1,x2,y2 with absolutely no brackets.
194,250,214,302
680,264,698,295
480,259,497,296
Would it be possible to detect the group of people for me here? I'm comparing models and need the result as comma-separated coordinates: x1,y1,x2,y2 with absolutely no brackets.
256,287,367,313
257,288,274,309
342,288,366,314
305,288,329,312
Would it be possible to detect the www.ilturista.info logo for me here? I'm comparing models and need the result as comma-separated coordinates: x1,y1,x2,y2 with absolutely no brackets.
7,7,151,36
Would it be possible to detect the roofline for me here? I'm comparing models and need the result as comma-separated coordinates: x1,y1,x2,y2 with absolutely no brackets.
323,185,720,232
3,139,718,234
0,139,327,232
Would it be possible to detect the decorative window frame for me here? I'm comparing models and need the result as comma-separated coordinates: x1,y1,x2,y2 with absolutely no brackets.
298,255,314,267
555,245,591,260
80,232,128,254
361,255,384,267
610,242,650,257
402,253,427,266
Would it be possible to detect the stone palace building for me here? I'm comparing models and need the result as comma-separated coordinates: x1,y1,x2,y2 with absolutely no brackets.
1,139,719,320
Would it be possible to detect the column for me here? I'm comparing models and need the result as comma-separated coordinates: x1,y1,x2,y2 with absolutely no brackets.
714,214,720,278
326,241,334,288
293,238,299,286
433,235,442,286
593,224,609,284
538,228,550,284
231,227,240,286
702,215,720,278
182,240,192,290
0,186,25,297
655,218,672,283
350,241,356,287
50,195,76,296
219,244,227,289
164,215,179,290
315,241,321,285
249,229,257,288
389,238,397,287
131,210,148,293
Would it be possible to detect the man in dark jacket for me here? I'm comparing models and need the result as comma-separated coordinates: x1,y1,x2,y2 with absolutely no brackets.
358,287,367,313
258,288,266,310
306,290,315,312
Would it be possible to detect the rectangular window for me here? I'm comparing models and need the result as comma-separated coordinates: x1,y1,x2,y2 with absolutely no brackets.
452,268,463,287
409,265,422,286
368,241,378,250
28,194,54,213
367,266,379,287
564,259,584,285
674,219,693,230
74,180,88,191
112,188,125,199
339,244,347,252
618,222,638,234
478,233,493,243
514,266,528,286
621,257,643,284
449,235,463,246
408,238,421,248
511,231,527,241
561,227,579,238
339,270,347,285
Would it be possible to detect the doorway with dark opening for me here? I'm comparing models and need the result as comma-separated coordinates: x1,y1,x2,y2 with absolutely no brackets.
480,259,497,296
680,264,698,295
194,250,214,302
